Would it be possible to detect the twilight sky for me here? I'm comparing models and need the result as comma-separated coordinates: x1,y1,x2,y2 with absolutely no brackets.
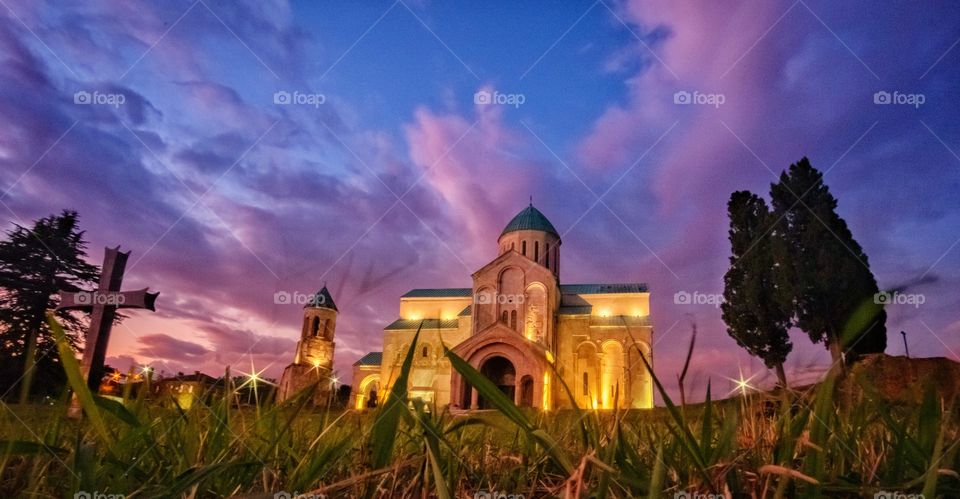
1,0,958,401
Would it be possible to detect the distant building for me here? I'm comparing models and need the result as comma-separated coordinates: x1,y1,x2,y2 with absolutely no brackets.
353,204,654,411
155,371,222,409
276,286,338,404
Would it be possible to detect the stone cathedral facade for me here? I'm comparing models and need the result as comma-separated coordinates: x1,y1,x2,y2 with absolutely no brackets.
351,204,654,411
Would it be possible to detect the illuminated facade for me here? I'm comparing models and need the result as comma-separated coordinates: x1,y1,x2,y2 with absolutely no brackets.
353,204,654,411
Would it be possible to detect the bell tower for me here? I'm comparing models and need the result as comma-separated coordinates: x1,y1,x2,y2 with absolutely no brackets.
295,286,337,369
277,285,338,404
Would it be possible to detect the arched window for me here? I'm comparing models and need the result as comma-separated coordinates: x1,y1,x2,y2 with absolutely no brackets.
311,317,320,337
601,342,625,409
545,243,550,268
501,311,508,323
511,242,515,251
422,345,429,358
534,241,539,262
510,310,517,331
582,372,589,396
521,241,527,255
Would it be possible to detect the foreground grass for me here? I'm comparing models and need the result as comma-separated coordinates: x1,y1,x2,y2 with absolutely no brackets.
0,386,957,497
0,318,957,497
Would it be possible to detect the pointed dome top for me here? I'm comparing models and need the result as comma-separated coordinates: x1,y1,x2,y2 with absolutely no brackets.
500,203,560,239
305,285,337,311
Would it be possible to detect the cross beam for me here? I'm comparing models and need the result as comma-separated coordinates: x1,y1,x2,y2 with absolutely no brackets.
56,246,158,406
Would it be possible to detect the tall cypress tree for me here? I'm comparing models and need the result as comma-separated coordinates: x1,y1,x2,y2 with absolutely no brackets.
0,210,99,401
721,191,792,386
770,158,886,365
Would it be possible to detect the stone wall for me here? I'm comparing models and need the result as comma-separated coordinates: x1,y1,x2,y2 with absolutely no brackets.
843,354,960,404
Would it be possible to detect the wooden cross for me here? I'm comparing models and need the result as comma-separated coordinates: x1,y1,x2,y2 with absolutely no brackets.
57,246,158,405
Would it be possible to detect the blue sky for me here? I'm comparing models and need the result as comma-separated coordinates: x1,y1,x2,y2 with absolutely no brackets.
1,0,958,400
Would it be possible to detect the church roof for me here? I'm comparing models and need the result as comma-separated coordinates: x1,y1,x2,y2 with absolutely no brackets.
560,283,648,294
398,283,648,300
305,285,337,311
401,288,471,298
354,351,382,366
384,318,460,330
500,204,560,239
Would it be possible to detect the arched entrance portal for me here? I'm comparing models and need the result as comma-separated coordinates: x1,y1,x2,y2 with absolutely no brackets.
479,356,516,409
355,374,381,410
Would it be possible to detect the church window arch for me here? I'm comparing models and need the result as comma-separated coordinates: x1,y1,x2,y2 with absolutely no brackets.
476,286,495,327
545,243,550,268
576,341,598,407
311,317,320,337
501,311,508,323
510,310,517,330
524,282,547,344
521,240,527,255
601,341,625,409
534,241,539,262
422,345,430,358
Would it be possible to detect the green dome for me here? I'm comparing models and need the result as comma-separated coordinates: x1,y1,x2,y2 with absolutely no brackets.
500,204,560,239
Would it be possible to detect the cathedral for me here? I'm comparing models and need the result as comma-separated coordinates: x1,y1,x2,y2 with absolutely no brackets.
349,204,654,411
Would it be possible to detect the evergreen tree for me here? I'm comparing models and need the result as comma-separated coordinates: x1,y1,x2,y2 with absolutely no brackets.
0,210,99,402
721,191,792,386
770,158,886,365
